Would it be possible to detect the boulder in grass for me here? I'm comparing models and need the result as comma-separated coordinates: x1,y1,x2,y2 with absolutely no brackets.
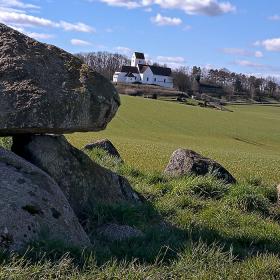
0,147,91,251
12,135,141,224
164,149,236,184
0,23,119,136
84,139,123,162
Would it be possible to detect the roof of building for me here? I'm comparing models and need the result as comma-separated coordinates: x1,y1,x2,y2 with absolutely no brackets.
120,64,172,77
138,64,172,76
121,66,139,73
134,52,145,59
149,65,172,76
125,72,136,77
138,64,149,73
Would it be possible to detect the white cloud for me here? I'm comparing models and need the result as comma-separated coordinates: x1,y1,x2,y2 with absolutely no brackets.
0,0,39,10
26,32,54,39
152,0,236,16
268,14,280,21
71,39,92,46
0,11,95,32
235,60,264,69
222,48,250,56
154,55,186,68
0,11,56,27
6,25,54,40
222,48,264,58
115,46,133,55
259,38,280,52
98,0,236,16
234,60,279,72
151,13,182,26
101,0,141,9
157,55,185,63
254,51,263,58
59,21,95,32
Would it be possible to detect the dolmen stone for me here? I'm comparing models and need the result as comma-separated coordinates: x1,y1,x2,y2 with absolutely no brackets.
84,139,123,162
12,135,141,223
0,23,120,136
164,149,236,184
0,147,90,251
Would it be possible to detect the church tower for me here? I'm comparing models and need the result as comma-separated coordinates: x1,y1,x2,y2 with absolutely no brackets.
131,52,146,67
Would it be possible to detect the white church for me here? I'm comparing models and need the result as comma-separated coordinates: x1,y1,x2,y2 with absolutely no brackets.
113,52,174,88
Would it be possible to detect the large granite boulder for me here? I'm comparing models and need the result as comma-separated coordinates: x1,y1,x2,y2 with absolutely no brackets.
84,139,123,162
0,147,90,251
164,149,236,184
12,135,141,223
0,23,120,136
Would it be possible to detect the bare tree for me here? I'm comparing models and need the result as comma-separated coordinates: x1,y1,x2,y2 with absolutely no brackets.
77,52,130,80
172,67,191,92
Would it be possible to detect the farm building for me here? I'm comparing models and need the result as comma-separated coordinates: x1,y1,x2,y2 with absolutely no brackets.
113,52,174,88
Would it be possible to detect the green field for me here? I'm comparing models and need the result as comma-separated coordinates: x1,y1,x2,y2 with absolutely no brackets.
2,96,280,279
67,95,280,184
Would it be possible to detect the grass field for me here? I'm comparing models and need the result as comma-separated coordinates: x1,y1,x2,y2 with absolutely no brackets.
67,95,280,184
1,96,280,279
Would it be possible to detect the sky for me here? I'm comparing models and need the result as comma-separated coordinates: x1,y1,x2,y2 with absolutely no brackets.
0,0,280,79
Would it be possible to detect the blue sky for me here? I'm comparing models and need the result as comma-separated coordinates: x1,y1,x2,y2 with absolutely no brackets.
0,0,279,78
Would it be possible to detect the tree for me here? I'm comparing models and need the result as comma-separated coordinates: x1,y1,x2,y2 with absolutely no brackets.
172,67,191,92
77,52,130,80
234,76,243,93
267,78,277,97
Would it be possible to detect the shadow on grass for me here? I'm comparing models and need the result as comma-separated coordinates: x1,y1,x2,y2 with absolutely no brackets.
0,199,187,268
187,223,280,260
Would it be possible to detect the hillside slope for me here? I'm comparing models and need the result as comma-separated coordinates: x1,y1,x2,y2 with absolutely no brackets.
67,95,280,184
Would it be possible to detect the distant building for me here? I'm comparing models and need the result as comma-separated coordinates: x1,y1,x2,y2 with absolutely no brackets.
113,52,173,88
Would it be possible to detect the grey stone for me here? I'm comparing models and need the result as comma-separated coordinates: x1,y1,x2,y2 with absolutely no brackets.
164,149,236,184
0,23,120,136
84,139,122,161
0,147,91,251
97,224,143,241
12,135,141,223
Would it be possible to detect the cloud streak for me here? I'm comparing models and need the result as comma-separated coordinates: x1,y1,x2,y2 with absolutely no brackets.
99,0,236,16
234,60,280,72
268,14,280,21
0,11,96,33
0,0,39,10
71,39,92,46
221,48,263,58
151,13,182,26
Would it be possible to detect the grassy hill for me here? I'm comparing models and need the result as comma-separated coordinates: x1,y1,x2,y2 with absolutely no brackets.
67,95,280,184
1,95,280,279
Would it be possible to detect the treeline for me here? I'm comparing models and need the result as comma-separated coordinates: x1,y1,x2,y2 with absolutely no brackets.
76,52,129,81
173,66,280,101
77,51,280,101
